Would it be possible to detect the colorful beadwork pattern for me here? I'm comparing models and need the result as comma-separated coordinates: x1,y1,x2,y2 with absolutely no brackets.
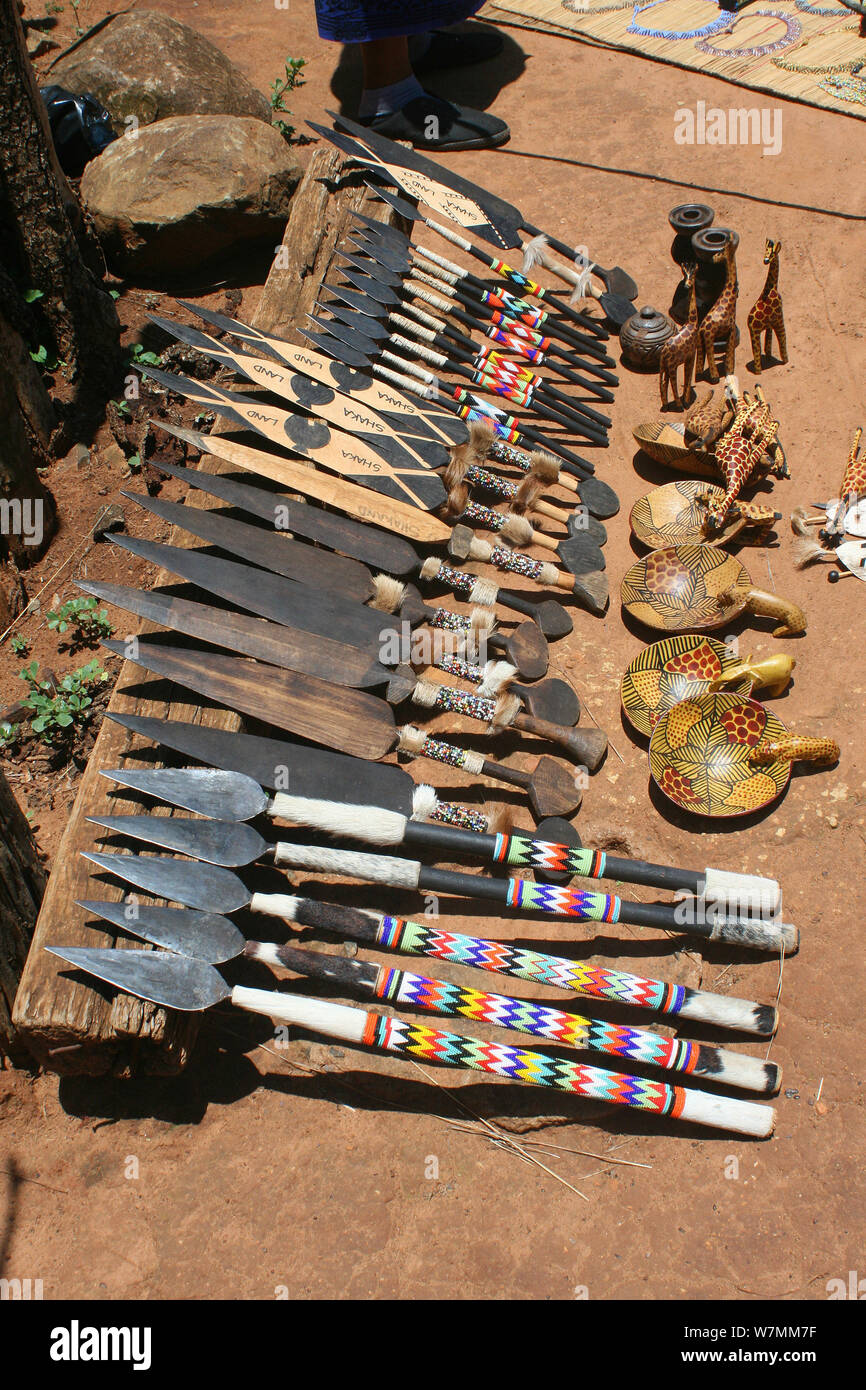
505,880,621,922
361,1012,686,1118
462,502,506,532
436,653,483,683
620,634,752,737
490,546,546,580
495,835,607,880
649,690,792,816
427,608,472,634
465,464,519,500
415,735,472,769
430,802,489,833
377,967,696,1074
488,439,534,470
374,915,684,1015
428,685,495,721
430,562,478,598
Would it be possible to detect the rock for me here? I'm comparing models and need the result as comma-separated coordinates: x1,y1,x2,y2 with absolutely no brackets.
80,116,302,276
46,11,271,129
91,503,126,539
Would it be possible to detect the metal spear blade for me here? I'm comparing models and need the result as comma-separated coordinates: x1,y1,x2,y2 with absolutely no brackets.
88,814,269,868
104,714,416,816
47,946,231,1012
100,767,269,821
77,899,245,964
82,851,252,914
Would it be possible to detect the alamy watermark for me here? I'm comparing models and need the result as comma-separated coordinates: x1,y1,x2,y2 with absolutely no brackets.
674,101,782,157
0,497,44,548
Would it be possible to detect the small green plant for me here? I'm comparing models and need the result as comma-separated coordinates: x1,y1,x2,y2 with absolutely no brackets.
127,342,162,367
9,634,29,656
30,342,59,370
110,398,132,417
126,452,142,473
46,596,114,642
23,288,44,304
0,720,18,750
270,56,307,140
18,659,109,744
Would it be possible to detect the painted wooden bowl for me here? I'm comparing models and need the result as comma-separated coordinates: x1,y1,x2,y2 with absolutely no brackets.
631,420,716,476
620,544,807,637
649,690,839,817
620,634,796,738
629,480,779,550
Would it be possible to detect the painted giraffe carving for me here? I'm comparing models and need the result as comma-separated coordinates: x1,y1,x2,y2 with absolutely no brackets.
659,264,698,408
747,239,788,374
696,239,738,384
705,387,788,532
822,426,865,542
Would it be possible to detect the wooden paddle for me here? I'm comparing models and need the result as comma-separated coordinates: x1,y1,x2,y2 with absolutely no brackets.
148,426,585,634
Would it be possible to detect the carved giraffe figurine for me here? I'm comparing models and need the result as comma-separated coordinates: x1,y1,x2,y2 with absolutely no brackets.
684,376,739,453
704,386,788,532
821,426,865,542
696,238,738,384
659,264,698,408
747,239,787,374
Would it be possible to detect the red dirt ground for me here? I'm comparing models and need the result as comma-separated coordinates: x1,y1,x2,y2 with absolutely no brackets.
1,0,864,1301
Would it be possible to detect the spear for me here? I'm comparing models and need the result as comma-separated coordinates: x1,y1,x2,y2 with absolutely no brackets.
356,185,636,332
309,307,610,447
305,318,597,477
106,712,578,822
343,212,618,372
74,902,779,1095
326,266,615,402
96,764,780,914
174,299,595,481
340,216,614,358
309,115,638,304
338,239,611,372
80,827,793,953
46,947,774,1137
146,312,600,548
106,710,584,820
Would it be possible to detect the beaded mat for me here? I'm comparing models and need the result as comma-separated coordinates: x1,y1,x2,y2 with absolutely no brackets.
481,0,866,117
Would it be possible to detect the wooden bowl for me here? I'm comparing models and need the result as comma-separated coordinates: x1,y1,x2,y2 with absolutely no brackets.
620,544,807,637
631,420,716,476
629,480,776,550
649,691,837,817
621,635,751,738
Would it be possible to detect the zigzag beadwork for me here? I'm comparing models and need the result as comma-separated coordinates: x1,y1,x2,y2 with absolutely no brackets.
363,1015,684,1117
506,880,620,922
495,834,606,879
375,967,695,1073
374,916,683,1016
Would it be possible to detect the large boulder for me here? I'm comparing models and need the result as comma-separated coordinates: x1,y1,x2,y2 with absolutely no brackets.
80,116,302,277
47,11,272,128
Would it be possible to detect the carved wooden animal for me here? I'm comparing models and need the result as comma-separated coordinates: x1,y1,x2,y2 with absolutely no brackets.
659,264,698,408
696,239,738,384
747,239,787,374
704,388,787,532
684,378,738,452
822,426,865,542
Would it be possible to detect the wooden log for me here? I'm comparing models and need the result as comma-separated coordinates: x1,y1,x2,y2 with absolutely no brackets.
12,149,399,1075
0,767,46,1065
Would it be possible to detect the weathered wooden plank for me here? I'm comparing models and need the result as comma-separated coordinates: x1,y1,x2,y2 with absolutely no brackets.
0,766,46,1064
13,149,398,1074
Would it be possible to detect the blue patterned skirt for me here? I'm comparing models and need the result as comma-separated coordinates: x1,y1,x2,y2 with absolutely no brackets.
315,1,485,43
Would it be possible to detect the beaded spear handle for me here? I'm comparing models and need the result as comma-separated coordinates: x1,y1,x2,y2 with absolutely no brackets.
249,942,776,1094
230,979,771,1136
289,898,776,1036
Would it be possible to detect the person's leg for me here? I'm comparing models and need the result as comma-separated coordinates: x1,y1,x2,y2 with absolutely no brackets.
358,35,426,119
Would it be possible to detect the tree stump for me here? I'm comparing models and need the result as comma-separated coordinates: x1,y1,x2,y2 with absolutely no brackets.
0,767,46,1065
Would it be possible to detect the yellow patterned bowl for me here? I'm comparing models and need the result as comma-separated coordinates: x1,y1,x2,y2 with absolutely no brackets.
649,691,838,817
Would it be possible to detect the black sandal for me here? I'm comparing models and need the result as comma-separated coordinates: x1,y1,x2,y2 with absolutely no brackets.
358,94,509,151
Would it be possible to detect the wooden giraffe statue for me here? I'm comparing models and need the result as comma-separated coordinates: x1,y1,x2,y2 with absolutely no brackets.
696,238,738,384
822,426,865,541
659,264,698,408
747,238,787,374
704,386,788,533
